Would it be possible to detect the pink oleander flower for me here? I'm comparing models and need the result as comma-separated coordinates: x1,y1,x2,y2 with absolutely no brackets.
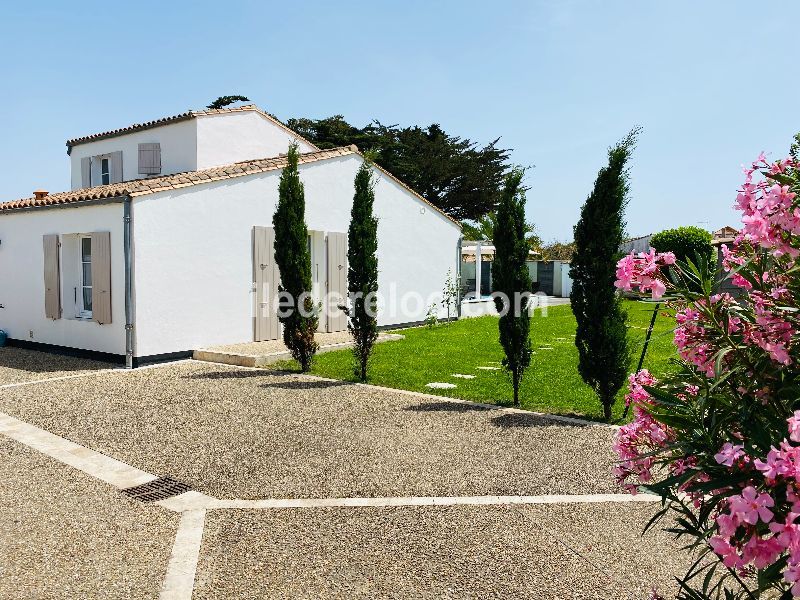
742,534,784,569
789,411,800,443
784,563,800,597
614,249,675,299
709,535,745,569
729,486,775,525
715,442,746,467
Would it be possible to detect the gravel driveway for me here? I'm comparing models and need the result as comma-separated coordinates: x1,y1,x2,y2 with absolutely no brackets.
0,347,110,386
0,437,178,599
0,360,619,500
194,502,690,599
0,352,692,599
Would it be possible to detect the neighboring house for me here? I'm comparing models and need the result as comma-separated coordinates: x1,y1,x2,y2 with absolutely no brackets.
0,105,461,367
460,240,539,298
712,226,738,244
620,233,653,255
711,225,741,297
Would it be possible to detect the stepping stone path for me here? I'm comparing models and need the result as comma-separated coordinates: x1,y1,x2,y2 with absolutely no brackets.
425,382,457,389
451,374,476,379
476,367,500,371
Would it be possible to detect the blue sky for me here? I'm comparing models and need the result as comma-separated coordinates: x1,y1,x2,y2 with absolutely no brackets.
1,0,798,241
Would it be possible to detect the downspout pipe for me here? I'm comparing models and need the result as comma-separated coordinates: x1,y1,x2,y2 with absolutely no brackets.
123,196,134,369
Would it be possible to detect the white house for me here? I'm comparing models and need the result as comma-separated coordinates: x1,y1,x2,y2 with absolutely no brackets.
0,104,461,367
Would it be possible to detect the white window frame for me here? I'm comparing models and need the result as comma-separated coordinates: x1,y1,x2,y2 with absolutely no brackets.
78,235,92,319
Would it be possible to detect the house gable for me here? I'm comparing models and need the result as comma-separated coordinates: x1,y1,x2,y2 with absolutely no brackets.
66,105,319,191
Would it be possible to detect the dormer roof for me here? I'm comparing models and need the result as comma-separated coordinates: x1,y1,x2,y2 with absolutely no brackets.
65,104,319,154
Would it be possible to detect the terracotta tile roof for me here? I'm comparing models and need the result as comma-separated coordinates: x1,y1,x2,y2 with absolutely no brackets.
65,104,319,153
1,147,355,212
0,146,460,226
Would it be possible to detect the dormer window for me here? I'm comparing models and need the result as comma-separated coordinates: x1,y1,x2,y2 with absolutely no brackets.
80,151,122,188
100,158,111,185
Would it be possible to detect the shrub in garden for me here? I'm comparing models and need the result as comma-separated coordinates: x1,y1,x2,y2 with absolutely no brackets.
571,132,637,421
346,159,379,382
273,143,318,372
613,152,800,598
650,225,713,266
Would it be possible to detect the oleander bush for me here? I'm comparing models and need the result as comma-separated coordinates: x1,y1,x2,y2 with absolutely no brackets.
614,152,800,598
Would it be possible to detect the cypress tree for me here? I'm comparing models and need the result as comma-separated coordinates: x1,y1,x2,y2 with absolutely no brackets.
493,168,532,407
346,159,379,381
273,143,318,371
570,131,638,421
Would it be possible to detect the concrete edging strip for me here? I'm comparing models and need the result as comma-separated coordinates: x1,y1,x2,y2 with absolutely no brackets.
206,493,659,510
0,410,157,489
159,509,206,600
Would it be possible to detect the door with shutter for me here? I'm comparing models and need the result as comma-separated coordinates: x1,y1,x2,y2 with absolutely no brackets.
253,226,280,341
91,232,112,324
326,232,348,333
43,234,61,320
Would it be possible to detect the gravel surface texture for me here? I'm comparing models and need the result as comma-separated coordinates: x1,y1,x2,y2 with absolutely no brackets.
0,360,619,500
194,502,691,599
0,347,110,386
0,437,179,599
206,332,398,355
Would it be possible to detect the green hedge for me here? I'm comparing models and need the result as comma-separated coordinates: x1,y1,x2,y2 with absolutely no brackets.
650,226,713,265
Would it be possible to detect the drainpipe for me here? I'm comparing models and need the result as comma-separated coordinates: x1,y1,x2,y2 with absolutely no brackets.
123,196,134,369
474,240,482,299
456,237,462,318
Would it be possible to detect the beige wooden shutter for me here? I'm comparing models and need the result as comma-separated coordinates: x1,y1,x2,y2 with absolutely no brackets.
326,232,348,332
81,157,91,188
252,226,280,341
43,234,61,320
138,143,162,175
91,232,112,324
110,151,124,183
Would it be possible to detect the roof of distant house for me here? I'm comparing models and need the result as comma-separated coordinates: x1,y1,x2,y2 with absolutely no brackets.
65,104,319,153
711,225,738,246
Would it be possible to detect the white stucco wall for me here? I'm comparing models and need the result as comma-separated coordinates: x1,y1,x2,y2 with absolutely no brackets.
69,120,198,189
195,112,317,170
0,203,126,355
132,154,461,357
68,111,318,191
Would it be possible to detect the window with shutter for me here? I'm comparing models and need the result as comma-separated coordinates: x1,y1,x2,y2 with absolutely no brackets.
138,143,162,175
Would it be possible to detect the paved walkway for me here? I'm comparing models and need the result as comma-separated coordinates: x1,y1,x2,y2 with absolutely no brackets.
0,348,692,599
193,331,403,367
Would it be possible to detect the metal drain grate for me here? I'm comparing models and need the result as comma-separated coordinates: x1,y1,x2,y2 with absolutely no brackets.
121,476,192,502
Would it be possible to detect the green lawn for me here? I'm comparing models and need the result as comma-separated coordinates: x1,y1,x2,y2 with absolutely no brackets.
275,300,678,421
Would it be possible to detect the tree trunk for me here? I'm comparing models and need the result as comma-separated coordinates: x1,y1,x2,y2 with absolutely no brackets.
603,398,612,422
513,369,520,407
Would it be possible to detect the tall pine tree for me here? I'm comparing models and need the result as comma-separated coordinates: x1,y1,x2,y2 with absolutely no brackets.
570,131,638,421
346,159,379,381
273,143,318,371
493,168,532,406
